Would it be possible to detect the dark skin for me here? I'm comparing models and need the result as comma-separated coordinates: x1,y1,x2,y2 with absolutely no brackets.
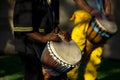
26,27,71,43
26,31,60,43
73,0,114,62
25,27,71,80
13,0,70,79
73,0,114,21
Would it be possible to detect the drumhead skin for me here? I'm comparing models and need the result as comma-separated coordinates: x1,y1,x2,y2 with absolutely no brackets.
95,18,118,34
48,40,82,66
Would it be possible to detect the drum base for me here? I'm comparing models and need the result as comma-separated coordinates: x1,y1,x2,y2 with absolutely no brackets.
41,47,72,76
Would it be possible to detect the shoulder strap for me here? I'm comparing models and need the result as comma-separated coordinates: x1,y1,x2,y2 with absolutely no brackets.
96,0,103,12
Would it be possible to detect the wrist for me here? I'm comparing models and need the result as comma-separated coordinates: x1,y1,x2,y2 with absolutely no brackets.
41,36,48,43
105,13,111,17
88,8,93,14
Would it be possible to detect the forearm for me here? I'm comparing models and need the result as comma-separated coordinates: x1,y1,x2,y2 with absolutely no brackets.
26,32,47,43
25,29,62,43
74,0,93,13
104,0,111,14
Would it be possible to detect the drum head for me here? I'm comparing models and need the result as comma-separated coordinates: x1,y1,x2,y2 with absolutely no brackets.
95,19,118,34
49,40,82,65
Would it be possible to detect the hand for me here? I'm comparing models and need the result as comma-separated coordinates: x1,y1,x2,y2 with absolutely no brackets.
54,27,60,34
63,32,71,42
105,14,115,21
58,30,71,42
43,33,61,42
90,9,102,19
54,27,71,42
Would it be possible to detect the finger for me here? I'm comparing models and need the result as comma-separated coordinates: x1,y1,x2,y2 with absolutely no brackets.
54,27,60,33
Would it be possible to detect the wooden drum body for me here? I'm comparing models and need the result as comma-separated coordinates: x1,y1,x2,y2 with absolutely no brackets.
41,40,82,76
87,18,118,44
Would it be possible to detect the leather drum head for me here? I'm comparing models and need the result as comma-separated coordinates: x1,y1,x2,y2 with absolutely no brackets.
95,18,118,34
49,40,82,66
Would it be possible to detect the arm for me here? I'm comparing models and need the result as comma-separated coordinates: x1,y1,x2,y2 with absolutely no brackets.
26,27,71,43
26,27,61,43
73,0,93,13
104,0,112,15
104,0,114,21
73,0,102,18
26,32,59,43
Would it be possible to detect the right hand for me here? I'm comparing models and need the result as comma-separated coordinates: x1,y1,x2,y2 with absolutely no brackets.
54,27,71,42
105,13,115,21
43,32,61,42
90,9,102,19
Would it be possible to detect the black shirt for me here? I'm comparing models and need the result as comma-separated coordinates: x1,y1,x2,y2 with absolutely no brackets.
14,0,59,33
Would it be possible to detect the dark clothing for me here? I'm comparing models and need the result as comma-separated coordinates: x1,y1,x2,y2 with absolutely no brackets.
14,0,59,33
14,0,59,53
13,0,59,80
18,38,46,80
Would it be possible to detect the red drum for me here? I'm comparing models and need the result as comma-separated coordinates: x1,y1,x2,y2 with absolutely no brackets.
41,40,82,76
87,18,118,44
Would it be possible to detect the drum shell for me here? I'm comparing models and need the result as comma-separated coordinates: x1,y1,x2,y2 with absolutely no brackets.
86,18,118,45
86,25,109,44
41,47,73,76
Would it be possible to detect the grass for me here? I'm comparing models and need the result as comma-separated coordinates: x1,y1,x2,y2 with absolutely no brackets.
97,58,120,80
0,54,120,80
0,54,23,80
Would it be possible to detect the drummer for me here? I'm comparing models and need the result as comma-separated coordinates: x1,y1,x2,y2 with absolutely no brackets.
13,0,70,80
67,0,115,80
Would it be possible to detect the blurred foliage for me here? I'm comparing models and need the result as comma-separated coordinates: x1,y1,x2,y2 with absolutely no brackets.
0,55,23,80
0,55,120,80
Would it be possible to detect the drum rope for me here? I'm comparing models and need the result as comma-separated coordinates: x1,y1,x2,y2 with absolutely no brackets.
96,0,103,12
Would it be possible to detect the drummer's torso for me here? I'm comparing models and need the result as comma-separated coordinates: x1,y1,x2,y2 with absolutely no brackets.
14,0,47,12
14,0,53,34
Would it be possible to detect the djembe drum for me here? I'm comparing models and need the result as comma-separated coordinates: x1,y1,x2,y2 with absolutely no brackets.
41,39,82,76
87,18,118,44
84,18,118,61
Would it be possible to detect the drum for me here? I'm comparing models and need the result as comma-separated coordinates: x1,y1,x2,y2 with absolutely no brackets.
86,18,118,44
41,40,82,76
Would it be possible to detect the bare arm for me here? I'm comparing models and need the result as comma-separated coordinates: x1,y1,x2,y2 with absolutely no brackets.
104,0,111,14
26,32,51,43
74,0,102,18
25,27,71,43
73,0,113,20
74,0,93,13
104,0,114,21
26,31,61,43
